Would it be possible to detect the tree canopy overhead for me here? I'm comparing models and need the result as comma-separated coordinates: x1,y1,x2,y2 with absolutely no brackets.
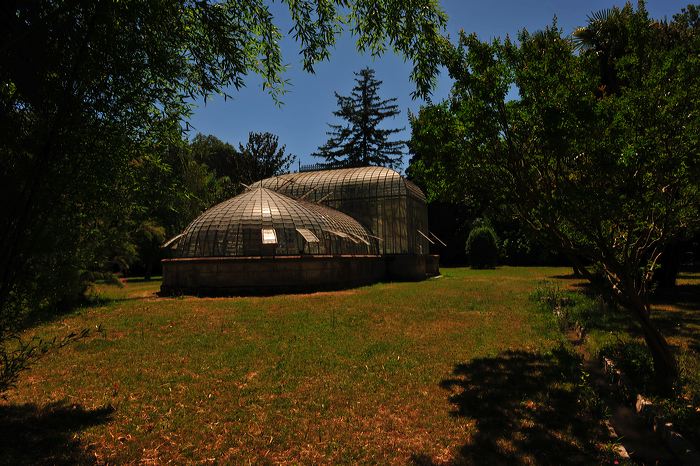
0,0,448,395
314,67,405,169
409,1,700,391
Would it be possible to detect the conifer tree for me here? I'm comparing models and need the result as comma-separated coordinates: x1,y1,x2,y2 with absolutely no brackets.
314,68,404,169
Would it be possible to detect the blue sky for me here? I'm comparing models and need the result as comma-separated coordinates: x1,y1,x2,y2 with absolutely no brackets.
187,0,690,172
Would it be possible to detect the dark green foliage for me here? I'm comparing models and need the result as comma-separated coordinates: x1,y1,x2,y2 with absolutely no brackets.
600,341,655,391
314,68,405,169
466,226,498,269
407,103,560,267
189,131,295,202
189,134,240,198
0,0,447,395
408,102,481,206
236,132,295,184
133,221,166,281
411,1,700,391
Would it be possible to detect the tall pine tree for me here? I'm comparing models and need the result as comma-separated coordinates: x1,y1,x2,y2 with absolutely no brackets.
314,68,404,169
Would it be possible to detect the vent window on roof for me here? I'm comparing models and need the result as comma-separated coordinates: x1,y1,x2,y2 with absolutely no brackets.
261,228,277,244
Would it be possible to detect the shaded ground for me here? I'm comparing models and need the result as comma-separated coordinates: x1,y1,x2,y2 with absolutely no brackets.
412,348,614,465
577,341,677,465
0,401,113,465
549,271,700,397
652,278,700,354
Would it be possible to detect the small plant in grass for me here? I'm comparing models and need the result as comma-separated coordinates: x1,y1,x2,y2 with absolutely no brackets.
465,226,498,269
548,345,609,418
1,329,90,396
576,368,609,419
655,397,700,447
530,281,571,309
530,281,576,331
678,350,700,407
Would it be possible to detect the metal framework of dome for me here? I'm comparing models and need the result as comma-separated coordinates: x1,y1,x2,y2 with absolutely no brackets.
173,187,378,258
258,166,430,255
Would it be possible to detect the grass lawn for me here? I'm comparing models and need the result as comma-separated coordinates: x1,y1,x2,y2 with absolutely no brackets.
1,267,630,464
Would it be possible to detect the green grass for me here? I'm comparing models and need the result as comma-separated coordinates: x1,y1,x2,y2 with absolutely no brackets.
1,267,622,464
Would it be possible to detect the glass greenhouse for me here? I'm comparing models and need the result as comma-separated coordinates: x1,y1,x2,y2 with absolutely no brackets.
161,166,437,295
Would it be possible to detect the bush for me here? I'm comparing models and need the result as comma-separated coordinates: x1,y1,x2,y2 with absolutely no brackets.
465,226,498,269
599,340,655,393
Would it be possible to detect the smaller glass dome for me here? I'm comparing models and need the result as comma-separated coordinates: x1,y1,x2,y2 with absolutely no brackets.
169,187,378,258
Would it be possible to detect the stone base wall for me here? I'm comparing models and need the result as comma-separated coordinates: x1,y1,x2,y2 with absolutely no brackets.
161,253,441,295
161,255,385,296
385,254,427,281
426,254,441,277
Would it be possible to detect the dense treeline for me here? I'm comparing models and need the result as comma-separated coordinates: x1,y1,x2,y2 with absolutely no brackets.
406,102,567,268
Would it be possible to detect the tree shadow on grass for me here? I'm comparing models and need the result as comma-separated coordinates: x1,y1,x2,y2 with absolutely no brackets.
412,347,612,465
650,281,700,353
547,273,581,280
0,400,114,465
17,282,154,331
653,283,700,312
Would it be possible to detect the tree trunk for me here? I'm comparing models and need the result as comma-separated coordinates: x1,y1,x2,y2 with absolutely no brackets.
144,261,153,281
565,253,589,280
652,242,681,293
628,297,679,394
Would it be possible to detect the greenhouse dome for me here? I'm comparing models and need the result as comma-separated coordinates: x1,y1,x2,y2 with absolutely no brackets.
172,187,378,258
161,186,384,295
